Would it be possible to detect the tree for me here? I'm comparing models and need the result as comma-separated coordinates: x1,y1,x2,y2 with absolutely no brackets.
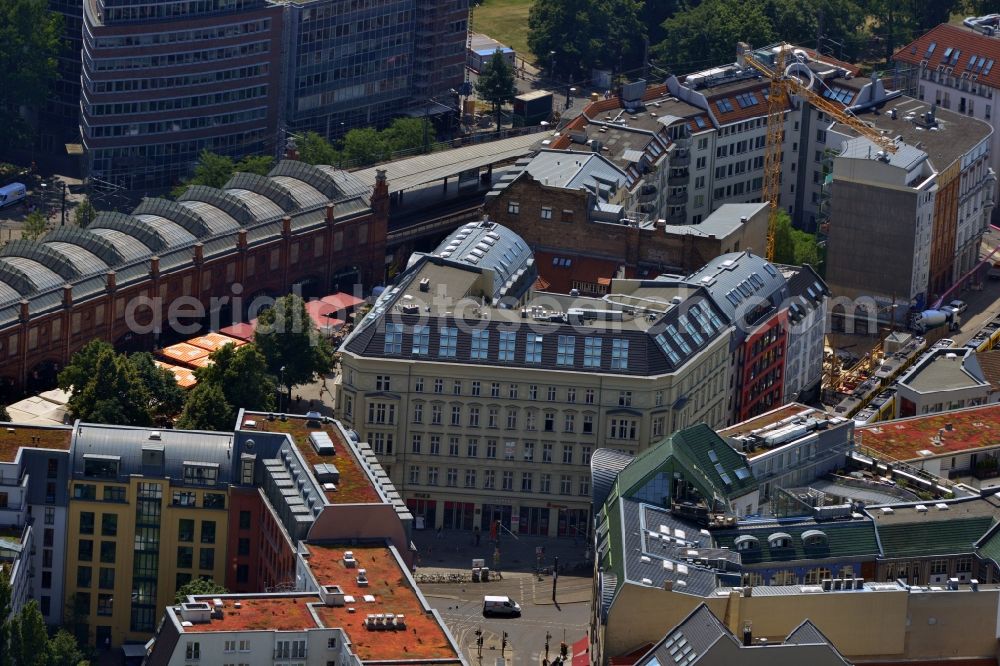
771,209,822,267
296,131,341,166
47,631,86,666
474,50,518,132
0,405,9,422
21,212,47,241
0,566,11,666
195,343,276,417
234,155,274,176
254,294,334,399
175,578,228,605
657,0,775,73
129,352,185,421
73,197,96,228
176,382,233,431
341,127,387,167
65,345,153,426
10,601,48,666
58,340,114,395
382,117,430,154
0,0,62,153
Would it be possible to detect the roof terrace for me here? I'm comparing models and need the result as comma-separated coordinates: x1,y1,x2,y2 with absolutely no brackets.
242,413,381,504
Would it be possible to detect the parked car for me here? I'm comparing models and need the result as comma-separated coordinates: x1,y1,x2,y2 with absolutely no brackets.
949,299,968,315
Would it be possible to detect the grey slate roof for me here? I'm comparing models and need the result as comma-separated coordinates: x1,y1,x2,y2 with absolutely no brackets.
432,220,535,301
591,447,634,510
637,604,728,666
684,251,789,327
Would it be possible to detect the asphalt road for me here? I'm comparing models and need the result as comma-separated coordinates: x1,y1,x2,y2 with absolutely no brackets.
421,572,590,666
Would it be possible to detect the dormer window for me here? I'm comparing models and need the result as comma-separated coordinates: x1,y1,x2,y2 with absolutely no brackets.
734,535,760,552
801,529,828,547
768,532,792,549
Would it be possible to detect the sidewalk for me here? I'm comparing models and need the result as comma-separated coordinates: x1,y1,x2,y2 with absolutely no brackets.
411,527,592,575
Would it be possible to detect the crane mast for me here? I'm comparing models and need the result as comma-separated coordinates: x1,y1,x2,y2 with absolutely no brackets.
743,44,898,261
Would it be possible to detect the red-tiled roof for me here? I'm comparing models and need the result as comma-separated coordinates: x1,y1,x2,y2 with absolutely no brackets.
219,321,256,341
158,342,209,367
183,595,320,633
186,332,244,353
857,403,1000,461
307,544,459,662
896,23,1000,90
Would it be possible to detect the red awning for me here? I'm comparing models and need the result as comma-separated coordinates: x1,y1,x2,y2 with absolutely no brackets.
571,636,591,666
219,321,257,342
320,292,365,311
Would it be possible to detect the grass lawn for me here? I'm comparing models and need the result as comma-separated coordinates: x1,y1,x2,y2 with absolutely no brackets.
472,0,535,64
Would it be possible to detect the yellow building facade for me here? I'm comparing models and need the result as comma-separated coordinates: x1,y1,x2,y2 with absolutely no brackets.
65,475,229,646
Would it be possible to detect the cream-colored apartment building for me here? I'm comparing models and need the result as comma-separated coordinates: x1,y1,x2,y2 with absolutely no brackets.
336,220,739,538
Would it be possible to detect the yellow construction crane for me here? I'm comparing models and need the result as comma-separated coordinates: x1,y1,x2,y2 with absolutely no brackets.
742,43,898,261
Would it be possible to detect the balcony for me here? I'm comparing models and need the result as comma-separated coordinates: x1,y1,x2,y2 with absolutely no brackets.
638,188,658,204
667,192,687,205
666,208,688,224
667,170,690,186
670,152,691,167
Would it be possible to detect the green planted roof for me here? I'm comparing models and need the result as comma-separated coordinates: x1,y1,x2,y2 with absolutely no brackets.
877,516,995,558
713,519,880,564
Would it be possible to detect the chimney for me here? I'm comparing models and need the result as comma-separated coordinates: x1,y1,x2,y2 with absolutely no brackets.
150,256,160,279
193,243,204,265
742,622,753,647
282,215,292,237
237,229,247,251
736,42,751,68
326,203,335,224
62,284,73,308
19,299,29,322
106,270,116,292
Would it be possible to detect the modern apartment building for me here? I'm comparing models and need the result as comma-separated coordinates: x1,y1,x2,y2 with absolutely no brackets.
80,0,285,194
824,94,995,307
0,425,73,624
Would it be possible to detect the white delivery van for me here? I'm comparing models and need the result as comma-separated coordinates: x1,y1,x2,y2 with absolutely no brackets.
0,183,26,209
483,595,521,617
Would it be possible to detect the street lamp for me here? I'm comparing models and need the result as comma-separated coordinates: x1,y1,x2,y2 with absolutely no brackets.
279,365,286,412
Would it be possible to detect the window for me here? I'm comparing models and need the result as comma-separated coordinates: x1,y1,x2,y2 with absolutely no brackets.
186,643,201,661
560,475,572,495
540,474,552,494
383,323,402,354
446,468,458,487
409,465,420,485
177,547,194,568
618,391,632,407
930,559,948,575
451,406,462,426
491,382,501,397
498,331,516,361
582,447,592,464
412,326,429,355
611,339,629,370
525,334,543,363
412,403,423,424
200,547,215,570
541,206,552,219
371,433,393,454
178,519,194,542
100,541,116,563
83,456,119,479
544,411,555,432
467,439,478,457
557,335,575,365
502,471,513,491
585,389,595,404
652,417,665,438
486,440,497,458
80,512,95,534
367,402,396,425
567,387,576,403
529,385,538,400
439,327,458,357
525,411,536,431
430,436,441,455
563,445,574,464
434,378,444,394
583,414,594,434
427,467,439,485
487,407,499,428
469,408,480,428
44,507,55,525
183,464,218,486
453,380,462,395
78,539,93,562
507,201,520,214
448,437,460,456
173,491,196,507
431,404,442,425
414,377,424,393
201,521,216,544
471,380,481,396
471,330,490,359
524,441,535,461
564,413,575,432
239,511,251,530
465,469,477,488
583,337,602,367
579,479,590,496
561,209,574,223
609,418,637,440
77,565,92,588
238,538,250,556
484,470,496,489
521,472,533,492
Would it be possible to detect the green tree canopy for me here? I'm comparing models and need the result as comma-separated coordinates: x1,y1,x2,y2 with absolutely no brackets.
10,602,48,666
73,197,96,229
129,352,185,421
474,50,518,132
21,212,47,241
47,631,87,666
174,578,228,605
342,128,388,167
528,0,645,80
0,0,62,152
382,117,430,154
176,382,233,431
57,340,113,394
195,343,276,418
171,152,274,198
295,131,341,166
0,567,11,666
255,294,334,397
234,154,274,176
656,0,775,72
771,209,822,267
